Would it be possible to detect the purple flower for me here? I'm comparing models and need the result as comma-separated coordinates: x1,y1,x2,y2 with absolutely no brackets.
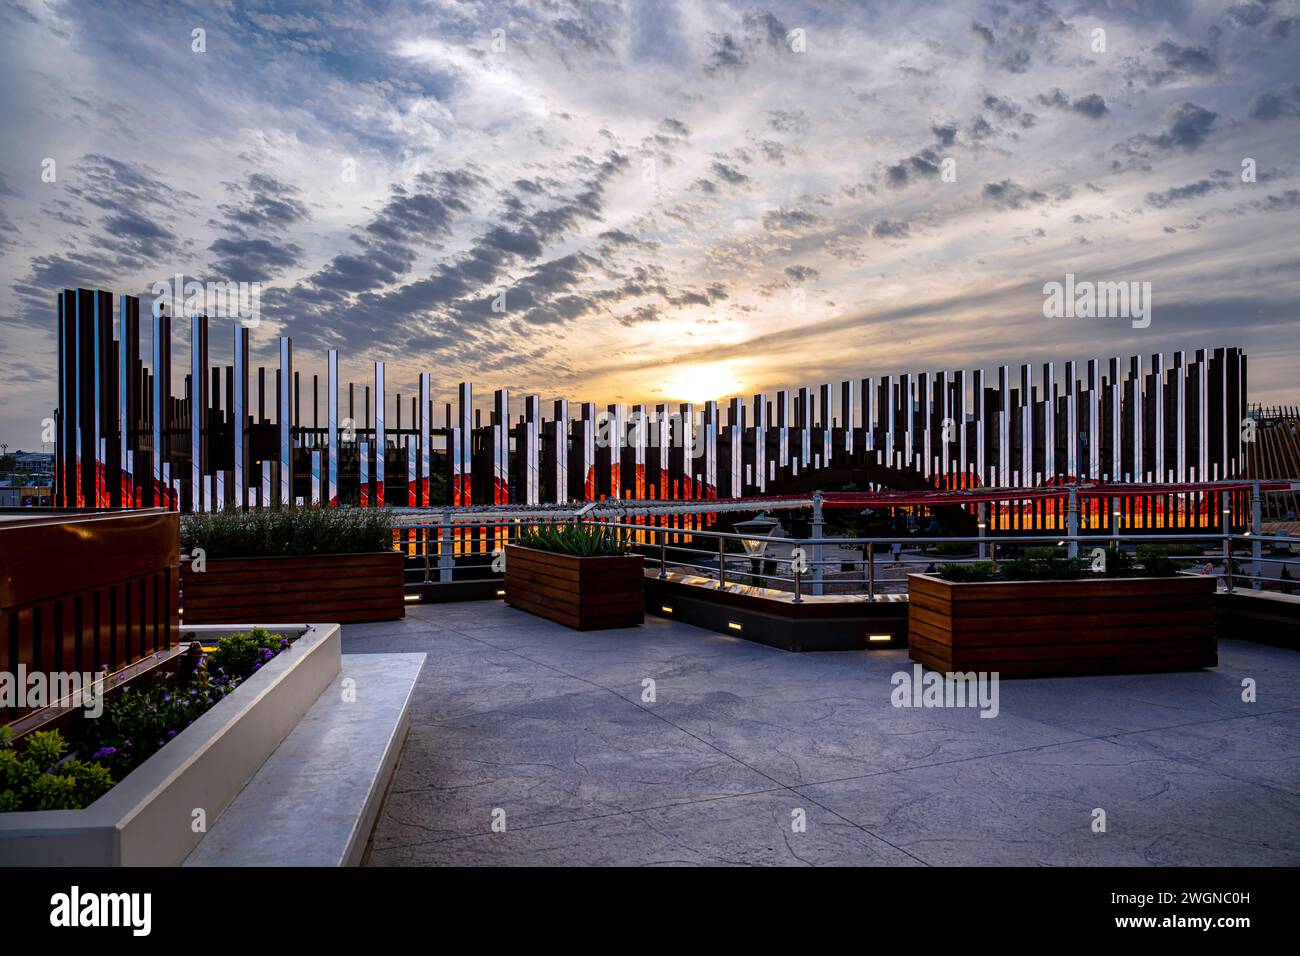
92,746,117,760
167,730,177,739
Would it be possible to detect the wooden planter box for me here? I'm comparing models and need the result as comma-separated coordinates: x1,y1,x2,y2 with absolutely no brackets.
182,552,405,624
504,545,644,630
907,573,1217,677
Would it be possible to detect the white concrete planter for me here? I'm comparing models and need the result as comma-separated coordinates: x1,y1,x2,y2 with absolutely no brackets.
0,622,341,866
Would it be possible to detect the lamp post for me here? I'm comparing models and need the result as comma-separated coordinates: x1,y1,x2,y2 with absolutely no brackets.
734,513,780,587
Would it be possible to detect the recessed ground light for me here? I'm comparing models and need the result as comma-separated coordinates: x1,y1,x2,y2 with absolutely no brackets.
660,605,674,614
727,621,743,632
868,633,892,642
404,593,421,603
495,589,507,597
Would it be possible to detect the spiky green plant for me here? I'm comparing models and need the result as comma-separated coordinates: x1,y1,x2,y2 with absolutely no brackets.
514,522,630,557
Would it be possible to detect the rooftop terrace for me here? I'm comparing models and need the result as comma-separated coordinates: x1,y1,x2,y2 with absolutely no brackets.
347,602,1300,867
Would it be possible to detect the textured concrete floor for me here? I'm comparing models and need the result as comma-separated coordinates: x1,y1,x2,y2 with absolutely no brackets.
346,602,1300,866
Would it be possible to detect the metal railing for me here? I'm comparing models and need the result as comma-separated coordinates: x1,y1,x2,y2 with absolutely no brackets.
388,511,1300,603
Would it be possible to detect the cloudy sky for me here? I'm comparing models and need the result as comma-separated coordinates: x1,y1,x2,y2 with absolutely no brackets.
1,0,1298,449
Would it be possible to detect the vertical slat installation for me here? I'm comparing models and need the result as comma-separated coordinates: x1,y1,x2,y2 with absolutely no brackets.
328,350,339,506
374,361,385,507
234,324,248,510
50,288,1255,536
191,314,208,512
279,336,292,506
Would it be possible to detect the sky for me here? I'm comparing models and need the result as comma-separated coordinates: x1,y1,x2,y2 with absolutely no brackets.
0,0,1298,451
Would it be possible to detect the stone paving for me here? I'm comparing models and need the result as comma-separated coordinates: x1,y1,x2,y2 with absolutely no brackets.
346,602,1300,866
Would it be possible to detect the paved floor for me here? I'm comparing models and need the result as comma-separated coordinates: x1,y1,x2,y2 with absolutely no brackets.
346,602,1300,866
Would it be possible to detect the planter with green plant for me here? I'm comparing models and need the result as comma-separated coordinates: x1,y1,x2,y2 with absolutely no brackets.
504,523,644,629
0,621,339,866
908,546,1216,677
180,507,404,624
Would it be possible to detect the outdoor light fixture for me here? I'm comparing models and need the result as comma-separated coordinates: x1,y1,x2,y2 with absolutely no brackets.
868,634,892,642
732,513,782,581
727,621,743,632
495,589,506,597
404,593,421,603
660,605,674,614
733,513,781,557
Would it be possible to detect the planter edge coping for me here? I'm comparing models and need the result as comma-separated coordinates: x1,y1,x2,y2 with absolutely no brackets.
907,572,1216,587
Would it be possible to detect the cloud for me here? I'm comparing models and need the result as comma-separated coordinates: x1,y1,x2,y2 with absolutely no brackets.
1250,84,1300,121
1152,40,1219,77
885,149,941,188
871,219,910,239
761,207,819,233
1037,88,1109,119
2,0,1299,446
767,109,809,134
981,179,1048,209
1145,179,1230,208
1141,102,1219,152
710,161,750,187
208,237,305,281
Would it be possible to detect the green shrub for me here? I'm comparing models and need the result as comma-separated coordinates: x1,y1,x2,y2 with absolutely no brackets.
1134,545,1191,577
77,629,289,777
0,726,114,812
181,506,395,559
936,561,997,582
515,522,629,557
936,544,1190,583
209,627,292,681
996,547,1088,581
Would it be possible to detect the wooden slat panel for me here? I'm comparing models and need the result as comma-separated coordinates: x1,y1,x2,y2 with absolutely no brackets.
504,547,643,630
950,638,1215,665
180,553,404,625
906,630,955,664
948,608,1214,637
503,574,643,611
184,572,402,600
908,574,1217,677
